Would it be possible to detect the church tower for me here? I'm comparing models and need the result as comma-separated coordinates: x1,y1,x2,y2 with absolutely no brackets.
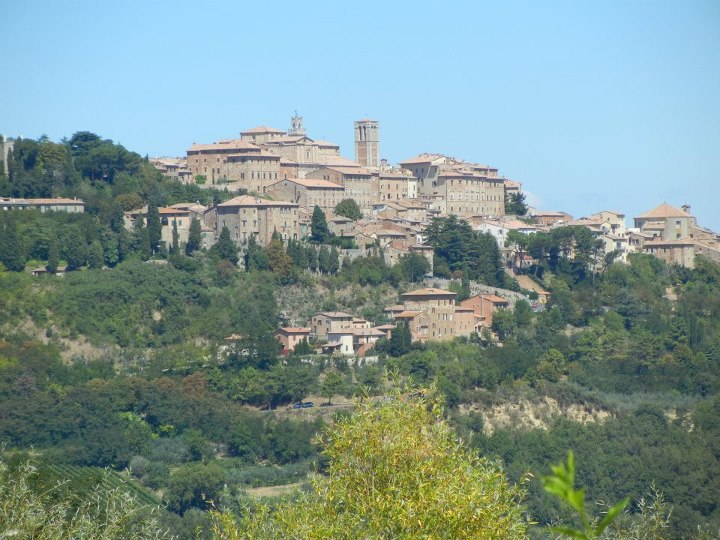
354,119,379,168
289,112,306,136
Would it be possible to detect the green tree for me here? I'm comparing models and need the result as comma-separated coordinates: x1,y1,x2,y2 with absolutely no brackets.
170,221,179,255
46,232,59,273
165,462,225,515
88,240,104,269
0,215,25,271
186,217,202,255
318,245,331,274
514,299,533,328
211,226,239,265
505,192,528,216
266,237,294,281
64,227,87,270
244,235,269,271
311,205,329,243
334,198,363,220
329,246,340,274
388,321,412,357
146,202,162,255
399,252,430,283
321,371,345,405
211,386,528,539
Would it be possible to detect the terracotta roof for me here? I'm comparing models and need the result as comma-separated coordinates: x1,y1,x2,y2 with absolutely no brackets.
644,239,698,247
158,207,191,215
352,328,385,337
638,203,690,219
399,154,444,165
373,324,396,331
317,155,363,167
188,139,262,152
402,288,457,298
240,126,286,134
218,195,297,208
271,177,344,189
318,311,353,318
277,327,311,334
227,150,280,159
319,166,373,176
313,139,340,147
396,310,423,318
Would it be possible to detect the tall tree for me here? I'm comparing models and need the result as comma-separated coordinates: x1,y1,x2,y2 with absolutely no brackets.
0,215,25,272
170,221,179,255
318,245,331,274
311,205,329,243
46,232,59,273
186,217,202,255
87,240,104,269
146,202,162,255
212,226,239,265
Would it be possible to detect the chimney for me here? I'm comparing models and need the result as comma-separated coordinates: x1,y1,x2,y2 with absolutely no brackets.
681,204,691,214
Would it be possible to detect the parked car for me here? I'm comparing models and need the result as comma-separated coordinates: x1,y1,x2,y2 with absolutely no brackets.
301,402,314,408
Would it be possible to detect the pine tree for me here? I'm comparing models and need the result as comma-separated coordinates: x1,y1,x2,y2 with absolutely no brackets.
186,217,202,255
306,245,318,272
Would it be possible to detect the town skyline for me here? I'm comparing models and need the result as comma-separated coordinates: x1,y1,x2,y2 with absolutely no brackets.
2,1,719,229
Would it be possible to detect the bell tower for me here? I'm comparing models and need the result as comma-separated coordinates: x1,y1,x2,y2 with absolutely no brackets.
289,112,306,136
354,119,379,168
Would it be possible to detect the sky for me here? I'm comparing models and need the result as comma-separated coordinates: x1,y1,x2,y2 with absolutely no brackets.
2,0,719,229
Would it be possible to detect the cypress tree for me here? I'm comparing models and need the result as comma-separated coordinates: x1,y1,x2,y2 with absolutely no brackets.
186,217,201,255
171,221,179,255
146,202,162,255
46,233,59,273
213,226,239,265
0,215,25,272
311,206,329,243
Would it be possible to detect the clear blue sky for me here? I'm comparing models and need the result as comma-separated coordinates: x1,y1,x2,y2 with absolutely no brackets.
3,1,719,229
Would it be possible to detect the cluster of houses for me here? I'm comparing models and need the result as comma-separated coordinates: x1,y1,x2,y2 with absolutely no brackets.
274,287,514,357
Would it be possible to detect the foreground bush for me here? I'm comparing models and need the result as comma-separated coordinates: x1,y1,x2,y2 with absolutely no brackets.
211,386,529,539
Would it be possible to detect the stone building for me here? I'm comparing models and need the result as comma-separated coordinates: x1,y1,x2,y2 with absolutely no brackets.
206,195,300,246
354,119,380,168
311,311,354,339
186,139,281,191
151,157,193,184
1,136,15,175
1,197,85,213
398,154,505,217
265,177,345,214
399,288,459,341
378,170,418,201
305,166,378,211
275,327,311,353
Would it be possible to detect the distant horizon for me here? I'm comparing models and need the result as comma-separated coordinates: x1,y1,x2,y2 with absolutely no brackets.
2,1,718,229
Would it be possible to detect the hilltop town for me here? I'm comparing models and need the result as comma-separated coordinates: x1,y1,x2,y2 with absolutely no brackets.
2,116,719,357
2,122,720,538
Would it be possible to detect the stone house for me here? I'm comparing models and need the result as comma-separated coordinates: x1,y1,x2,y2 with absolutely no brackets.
207,195,300,247
265,177,345,214
275,327,311,354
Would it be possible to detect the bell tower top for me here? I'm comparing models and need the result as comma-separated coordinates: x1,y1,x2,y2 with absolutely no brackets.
289,112,306,136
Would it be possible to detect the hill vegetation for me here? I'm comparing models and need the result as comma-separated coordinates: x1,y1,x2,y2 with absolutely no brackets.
0,133,719,538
